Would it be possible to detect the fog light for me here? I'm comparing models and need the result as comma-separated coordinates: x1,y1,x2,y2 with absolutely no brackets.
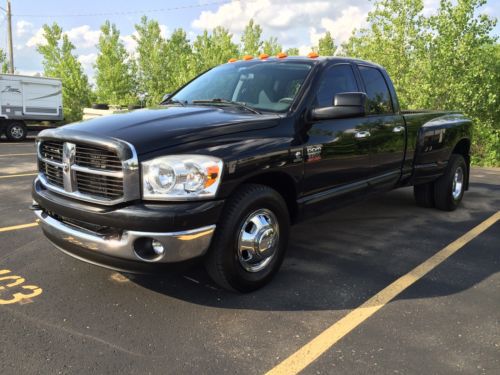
151,240,165,255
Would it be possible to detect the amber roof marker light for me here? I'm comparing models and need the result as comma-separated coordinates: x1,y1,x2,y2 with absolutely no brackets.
259,53,270,60
243,55,254,61
228,58,238,63
308,51,319,58
276,52,288,59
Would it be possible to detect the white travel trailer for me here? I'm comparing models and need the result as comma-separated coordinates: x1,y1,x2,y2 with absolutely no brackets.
0,74,63,141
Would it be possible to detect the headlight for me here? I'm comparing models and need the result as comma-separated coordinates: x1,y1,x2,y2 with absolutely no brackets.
142,155,223,200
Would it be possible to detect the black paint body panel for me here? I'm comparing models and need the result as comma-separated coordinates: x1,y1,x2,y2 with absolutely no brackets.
33,57,472,233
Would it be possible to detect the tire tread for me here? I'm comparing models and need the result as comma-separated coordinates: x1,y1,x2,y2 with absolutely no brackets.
204,184,289,292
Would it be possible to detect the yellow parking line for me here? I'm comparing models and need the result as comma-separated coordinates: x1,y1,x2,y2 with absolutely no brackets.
0,222,38,233
0,153,36,157
0,173,37,179
265,211,500,375
1,142,34,145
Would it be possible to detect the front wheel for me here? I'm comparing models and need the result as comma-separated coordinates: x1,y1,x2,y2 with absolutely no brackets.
6,122,28,141
204,184,290,292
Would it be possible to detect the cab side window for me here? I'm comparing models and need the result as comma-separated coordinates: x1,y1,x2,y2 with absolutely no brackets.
358,66,393,114
316,64,359,108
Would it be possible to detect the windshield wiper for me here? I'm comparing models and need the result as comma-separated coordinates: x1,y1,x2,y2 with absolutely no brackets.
161,98,186,106
192,98,261,114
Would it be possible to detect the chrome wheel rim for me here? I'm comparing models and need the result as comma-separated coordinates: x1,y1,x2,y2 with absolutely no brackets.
10,125,24,139
237,208,279,273
452,167,464,200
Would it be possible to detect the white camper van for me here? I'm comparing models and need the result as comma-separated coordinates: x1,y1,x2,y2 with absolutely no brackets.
0,74,63,141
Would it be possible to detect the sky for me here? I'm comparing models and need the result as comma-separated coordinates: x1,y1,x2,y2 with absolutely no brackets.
1,0,499,83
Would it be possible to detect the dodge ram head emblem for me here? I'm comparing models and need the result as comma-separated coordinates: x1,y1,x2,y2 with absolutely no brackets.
62,142,76,192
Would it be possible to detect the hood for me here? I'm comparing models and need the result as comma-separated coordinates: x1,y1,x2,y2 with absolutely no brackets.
51,106,280,155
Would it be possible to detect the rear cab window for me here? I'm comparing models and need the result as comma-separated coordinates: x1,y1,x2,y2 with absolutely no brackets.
358,65,393,115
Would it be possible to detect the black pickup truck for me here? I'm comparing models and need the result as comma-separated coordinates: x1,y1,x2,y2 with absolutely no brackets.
32,56,472,292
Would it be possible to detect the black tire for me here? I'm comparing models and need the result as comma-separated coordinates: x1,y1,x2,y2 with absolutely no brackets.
204,184,290,293
91,103,109,110
434,154,467,211
5,122,27,141
413,182,435,208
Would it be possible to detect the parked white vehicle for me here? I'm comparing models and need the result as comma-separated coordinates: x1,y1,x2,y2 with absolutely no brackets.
0,74,63,141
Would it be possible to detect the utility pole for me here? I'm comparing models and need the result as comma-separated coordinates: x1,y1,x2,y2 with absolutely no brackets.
7,0,14,73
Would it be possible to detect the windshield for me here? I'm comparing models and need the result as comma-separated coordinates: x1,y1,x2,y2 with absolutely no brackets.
171,61,313,113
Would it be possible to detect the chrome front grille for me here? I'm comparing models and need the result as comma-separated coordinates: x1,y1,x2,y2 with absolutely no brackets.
75,144,122,171
75,170,123,199
40,140,63,163
38,140,126,204
39,160,64,187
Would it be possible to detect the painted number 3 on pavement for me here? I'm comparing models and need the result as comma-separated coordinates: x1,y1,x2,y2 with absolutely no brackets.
0,269,43,305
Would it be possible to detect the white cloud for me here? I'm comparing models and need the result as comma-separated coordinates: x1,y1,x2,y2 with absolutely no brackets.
65,25,101,49
26,27,47,48
16,20,34,37
15,69,42,77
120,33,138,54
78,53,98,85
159,25,169,39
191,0,371,51
319,6,368,46
26,24,102,51
422,0,441,17
78,53,97,71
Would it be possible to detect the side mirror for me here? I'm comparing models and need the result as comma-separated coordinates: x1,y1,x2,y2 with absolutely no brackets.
161,93,172,103
311,92,367,120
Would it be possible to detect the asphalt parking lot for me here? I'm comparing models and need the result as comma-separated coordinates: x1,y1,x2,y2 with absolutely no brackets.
0,138,499,375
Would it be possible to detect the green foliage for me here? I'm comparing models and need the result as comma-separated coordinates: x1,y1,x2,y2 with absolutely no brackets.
241,19,263,56
342,0,425,108
263,37,282,55
95,21,135,105
343,0,499,166
32,7,498,165
193,27,239,74
0,48,8,74
318,31,337,56
286,47,300,56
133,16,169,106
163,28,194,92
37,23,93,123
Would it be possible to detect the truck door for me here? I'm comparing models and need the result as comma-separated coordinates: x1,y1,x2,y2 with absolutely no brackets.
357,65,405,187
302,63,373,199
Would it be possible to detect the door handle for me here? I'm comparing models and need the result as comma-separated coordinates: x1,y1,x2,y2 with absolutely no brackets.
354,131,371,139
393,126,405,133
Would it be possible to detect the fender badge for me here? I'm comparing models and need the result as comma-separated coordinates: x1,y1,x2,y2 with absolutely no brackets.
306,145,322,162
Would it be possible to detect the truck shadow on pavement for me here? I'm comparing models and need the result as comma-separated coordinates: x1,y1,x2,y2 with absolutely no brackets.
129,183,499,311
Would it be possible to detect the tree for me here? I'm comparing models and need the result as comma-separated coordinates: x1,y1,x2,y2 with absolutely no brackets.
318,31,337,56
163,28,194,91
342,0,499,166
37,23,92,123
241,19,263,56
342,0,426,108
133,16,169,105
0,48,8,74
262,36,282,55
286,47,300,56
193,27,239,74
95,21,135,105
424,0,498,165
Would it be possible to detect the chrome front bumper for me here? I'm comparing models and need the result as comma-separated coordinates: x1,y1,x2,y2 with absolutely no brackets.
34,210,215,267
